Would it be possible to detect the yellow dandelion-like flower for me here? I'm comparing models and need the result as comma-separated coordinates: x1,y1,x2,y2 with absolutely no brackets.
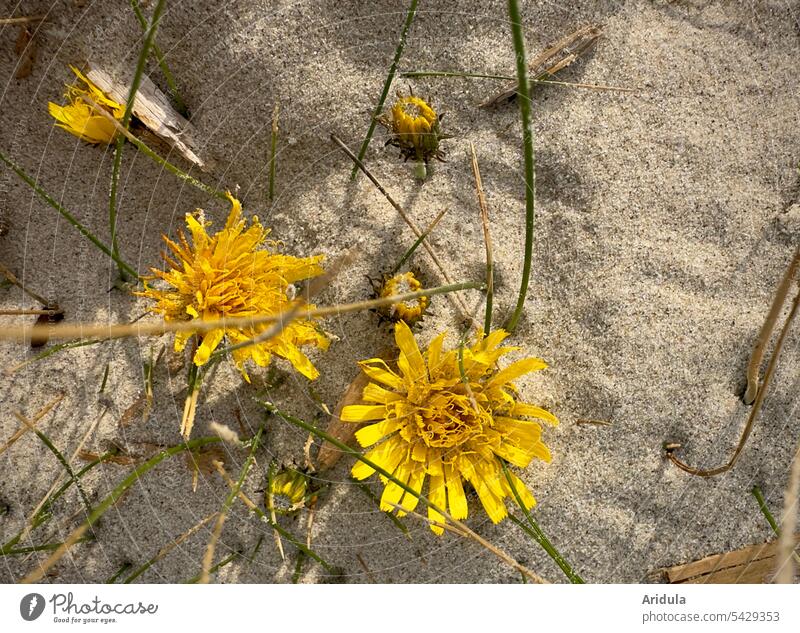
378,271,429,325
47,66,125,144
380,94,447,167
137,192,329,381
342,321,557,534
268,468,309,514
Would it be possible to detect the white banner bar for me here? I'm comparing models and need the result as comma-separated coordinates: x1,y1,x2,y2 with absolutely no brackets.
1,584,798,632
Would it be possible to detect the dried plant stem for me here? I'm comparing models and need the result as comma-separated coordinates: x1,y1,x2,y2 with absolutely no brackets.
0,261,56,307
265,462,285,560
0,149,138,278
470,143,494,333
0,14,45,25
0,308,59,316
0,280,482,343
390,209,447,275
200,429,263,583
19,436,221,583
268,103,279,204
402,70,636,93
123,511,218,583
81,94,227,201
775,440,800,583
0,395,63,457
2,451,115,555
264,403,548,583
350,0,419,179
390,503,546,583
129,0,187,116
19,405,108,542
744,247,799,405
667,288,800,477
332,133,473,321
505,0,536,334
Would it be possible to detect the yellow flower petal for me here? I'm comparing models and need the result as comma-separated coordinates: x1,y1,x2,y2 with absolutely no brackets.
488,357,548,388
341,405,388,423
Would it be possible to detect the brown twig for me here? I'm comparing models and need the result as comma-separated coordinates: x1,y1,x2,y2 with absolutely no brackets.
330,133,473,323
0,14,46,25
388,502,548,583
470,142,494,334
666,288,800,477
0,262,55,308
0,394,64,457
480,23,604,108
744,247,799,405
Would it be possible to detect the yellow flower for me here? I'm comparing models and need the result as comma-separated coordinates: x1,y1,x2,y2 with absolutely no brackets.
268,468,309,514
379,271,429,325
138,193,329,381
380,94,446,165
342,322,557,534
48,66,125,144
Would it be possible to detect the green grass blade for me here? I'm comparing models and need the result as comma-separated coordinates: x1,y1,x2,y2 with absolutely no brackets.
129,0,188,116
109,0,168,280
504,0,536,333
350,0,419,180
0,149,138,279
500,459,584,583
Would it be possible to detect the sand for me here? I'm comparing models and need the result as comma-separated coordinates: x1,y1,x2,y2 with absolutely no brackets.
0,0,798,583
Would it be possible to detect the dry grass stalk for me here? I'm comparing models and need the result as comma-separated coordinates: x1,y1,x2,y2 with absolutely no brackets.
0,14,46,25
330,133,473,322
480,24,604,108
20,524,89,584
0,281,479,344
388,502,548,583
744,247,799,404
0,394,64,457
667,288,800,477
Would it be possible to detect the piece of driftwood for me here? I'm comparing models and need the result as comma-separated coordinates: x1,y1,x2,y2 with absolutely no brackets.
480,24,603,108
316,370,371,472
654,535,800,584
85,63,205,169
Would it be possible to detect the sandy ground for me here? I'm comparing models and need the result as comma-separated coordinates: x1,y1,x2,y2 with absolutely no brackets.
0,0,798,583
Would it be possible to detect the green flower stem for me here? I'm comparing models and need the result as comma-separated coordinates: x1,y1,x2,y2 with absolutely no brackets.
185,552,239,583
109,0,168,281
500,459,584,583
123,127,227,200
751,485,800,564
350,0,419,180
505,0,537,334
129,0,188,116
0,149,138,279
